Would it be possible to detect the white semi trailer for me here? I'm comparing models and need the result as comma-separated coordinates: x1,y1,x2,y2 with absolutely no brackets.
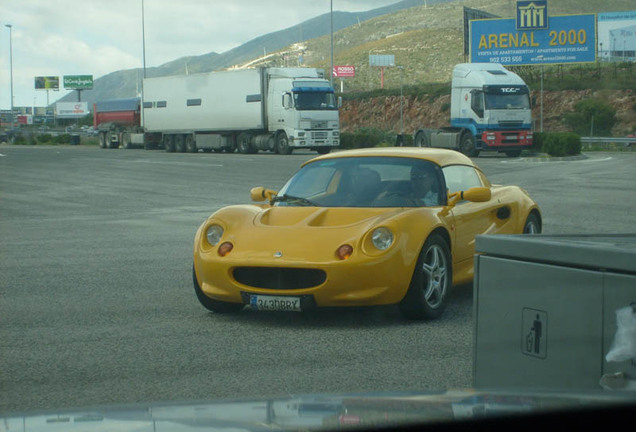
139,67,340,154
412,63,533,157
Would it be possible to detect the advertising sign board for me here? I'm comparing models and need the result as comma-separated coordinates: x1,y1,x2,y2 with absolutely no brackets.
598,11,636,61
471,13,596,65
63,75,93,89
34,76,60,90
333,65,355,78
56,102,89,118
369,55,395,67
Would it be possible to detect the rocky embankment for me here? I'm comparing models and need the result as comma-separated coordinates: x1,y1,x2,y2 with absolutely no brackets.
339,89,636,137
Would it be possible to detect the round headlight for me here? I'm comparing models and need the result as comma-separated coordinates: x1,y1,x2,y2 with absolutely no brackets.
371,227,394,251
206,224,224,246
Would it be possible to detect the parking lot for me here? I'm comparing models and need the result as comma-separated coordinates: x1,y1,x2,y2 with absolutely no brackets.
1,145,635,413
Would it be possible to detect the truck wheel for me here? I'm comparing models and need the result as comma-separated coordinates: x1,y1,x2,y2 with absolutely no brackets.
175,135,186,152
459,133,478,157
98,133,107,149
185,135,197,153
276,132,292,155
237,133,253,154
414,131,429,147
121,132,131,149
164,135,175,152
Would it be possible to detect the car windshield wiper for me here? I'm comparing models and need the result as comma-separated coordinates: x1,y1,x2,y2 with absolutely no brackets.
272,194,318,206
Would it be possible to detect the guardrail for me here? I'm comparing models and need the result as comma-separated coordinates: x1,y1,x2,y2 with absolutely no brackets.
580,136,634,150
581,137,634,144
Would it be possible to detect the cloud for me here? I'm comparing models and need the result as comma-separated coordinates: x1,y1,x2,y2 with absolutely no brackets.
0,0,400,108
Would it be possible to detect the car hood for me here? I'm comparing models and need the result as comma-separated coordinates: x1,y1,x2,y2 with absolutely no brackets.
3,389,634,431
253,206,406,229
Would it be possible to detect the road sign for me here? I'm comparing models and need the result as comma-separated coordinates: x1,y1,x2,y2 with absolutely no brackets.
333,65,355,77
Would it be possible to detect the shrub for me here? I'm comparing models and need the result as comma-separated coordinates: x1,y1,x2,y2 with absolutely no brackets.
53,134,70,144
542,132,582,157
532,131,546,152
563,99,616,136
37,133,53,143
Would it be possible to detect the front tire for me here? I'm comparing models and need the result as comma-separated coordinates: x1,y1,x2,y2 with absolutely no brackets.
192,266,244,313
399,234,451,320
276,132,292,155
459,133,479,157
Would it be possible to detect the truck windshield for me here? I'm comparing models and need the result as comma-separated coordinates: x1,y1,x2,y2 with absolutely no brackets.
484,93,530,110
293,91,337,111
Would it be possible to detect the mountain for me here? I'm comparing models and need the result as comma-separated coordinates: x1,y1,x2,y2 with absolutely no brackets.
57,0,449,106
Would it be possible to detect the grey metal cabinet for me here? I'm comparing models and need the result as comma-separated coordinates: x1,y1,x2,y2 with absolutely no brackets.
473,234,636,390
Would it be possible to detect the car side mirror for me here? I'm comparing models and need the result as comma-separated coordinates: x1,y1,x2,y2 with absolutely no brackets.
446,186,491,208
250,187,277,203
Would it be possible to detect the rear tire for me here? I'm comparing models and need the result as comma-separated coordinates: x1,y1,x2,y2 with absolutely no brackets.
121,132,131,149
237,133,253,154
523,213,541,234
193,266,244,313
399,234,451,320
164,135,175,152
185,134,197,153
175,135,186,153
414,131,428,148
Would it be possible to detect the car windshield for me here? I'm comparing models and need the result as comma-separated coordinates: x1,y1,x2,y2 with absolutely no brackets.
293,91,338,110
484,93,530,110
275,157,445,207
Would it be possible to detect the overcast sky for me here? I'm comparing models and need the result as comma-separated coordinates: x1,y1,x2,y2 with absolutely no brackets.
0,0,400,109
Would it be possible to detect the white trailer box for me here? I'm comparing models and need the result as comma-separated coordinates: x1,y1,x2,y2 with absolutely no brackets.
143,68,264,133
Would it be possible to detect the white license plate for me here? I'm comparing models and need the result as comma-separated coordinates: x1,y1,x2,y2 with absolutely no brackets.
250,295,302,312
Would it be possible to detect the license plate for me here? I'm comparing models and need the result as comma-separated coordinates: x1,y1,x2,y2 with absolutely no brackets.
250,295,302,312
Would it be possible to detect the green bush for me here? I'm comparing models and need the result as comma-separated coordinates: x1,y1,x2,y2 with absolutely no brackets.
53,134,70,144
532,131,546,152
37,133,53,143
542,132,582,157
563,99,616,136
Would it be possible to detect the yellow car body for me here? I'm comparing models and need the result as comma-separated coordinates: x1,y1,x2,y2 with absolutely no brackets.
193,148,541,319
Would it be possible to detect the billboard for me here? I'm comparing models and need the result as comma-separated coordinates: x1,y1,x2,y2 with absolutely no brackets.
34,76,60,90
463,7,499,56
369,55,395,67
63,75,93,89
470,9,596,65
598,11,636,61
333,65,355,78
56,102,89,118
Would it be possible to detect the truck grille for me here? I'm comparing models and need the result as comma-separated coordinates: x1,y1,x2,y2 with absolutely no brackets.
233,267,326,290
312,131,328,139
312,120,328,129
498,121,523,129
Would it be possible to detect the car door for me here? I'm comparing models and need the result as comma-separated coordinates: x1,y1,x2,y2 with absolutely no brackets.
442,165,498,266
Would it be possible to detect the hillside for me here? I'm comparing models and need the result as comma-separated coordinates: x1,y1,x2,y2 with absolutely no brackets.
60,0,636,137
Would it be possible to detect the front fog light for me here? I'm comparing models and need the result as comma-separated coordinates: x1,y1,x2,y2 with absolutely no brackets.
206,224,224,246
371,227,393,250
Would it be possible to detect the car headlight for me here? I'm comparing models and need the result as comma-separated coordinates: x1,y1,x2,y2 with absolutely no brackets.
206,224,224,246
371,227,393,251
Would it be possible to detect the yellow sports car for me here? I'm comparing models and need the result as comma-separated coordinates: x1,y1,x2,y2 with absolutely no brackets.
193,148,541,320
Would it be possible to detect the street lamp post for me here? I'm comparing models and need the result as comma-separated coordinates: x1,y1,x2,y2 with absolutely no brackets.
5,24,14,131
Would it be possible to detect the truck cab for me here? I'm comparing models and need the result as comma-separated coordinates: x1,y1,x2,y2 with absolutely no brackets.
266,68,340,155
414,63,533,157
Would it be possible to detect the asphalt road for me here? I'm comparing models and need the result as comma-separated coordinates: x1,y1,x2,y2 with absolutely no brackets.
1,145,634,414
